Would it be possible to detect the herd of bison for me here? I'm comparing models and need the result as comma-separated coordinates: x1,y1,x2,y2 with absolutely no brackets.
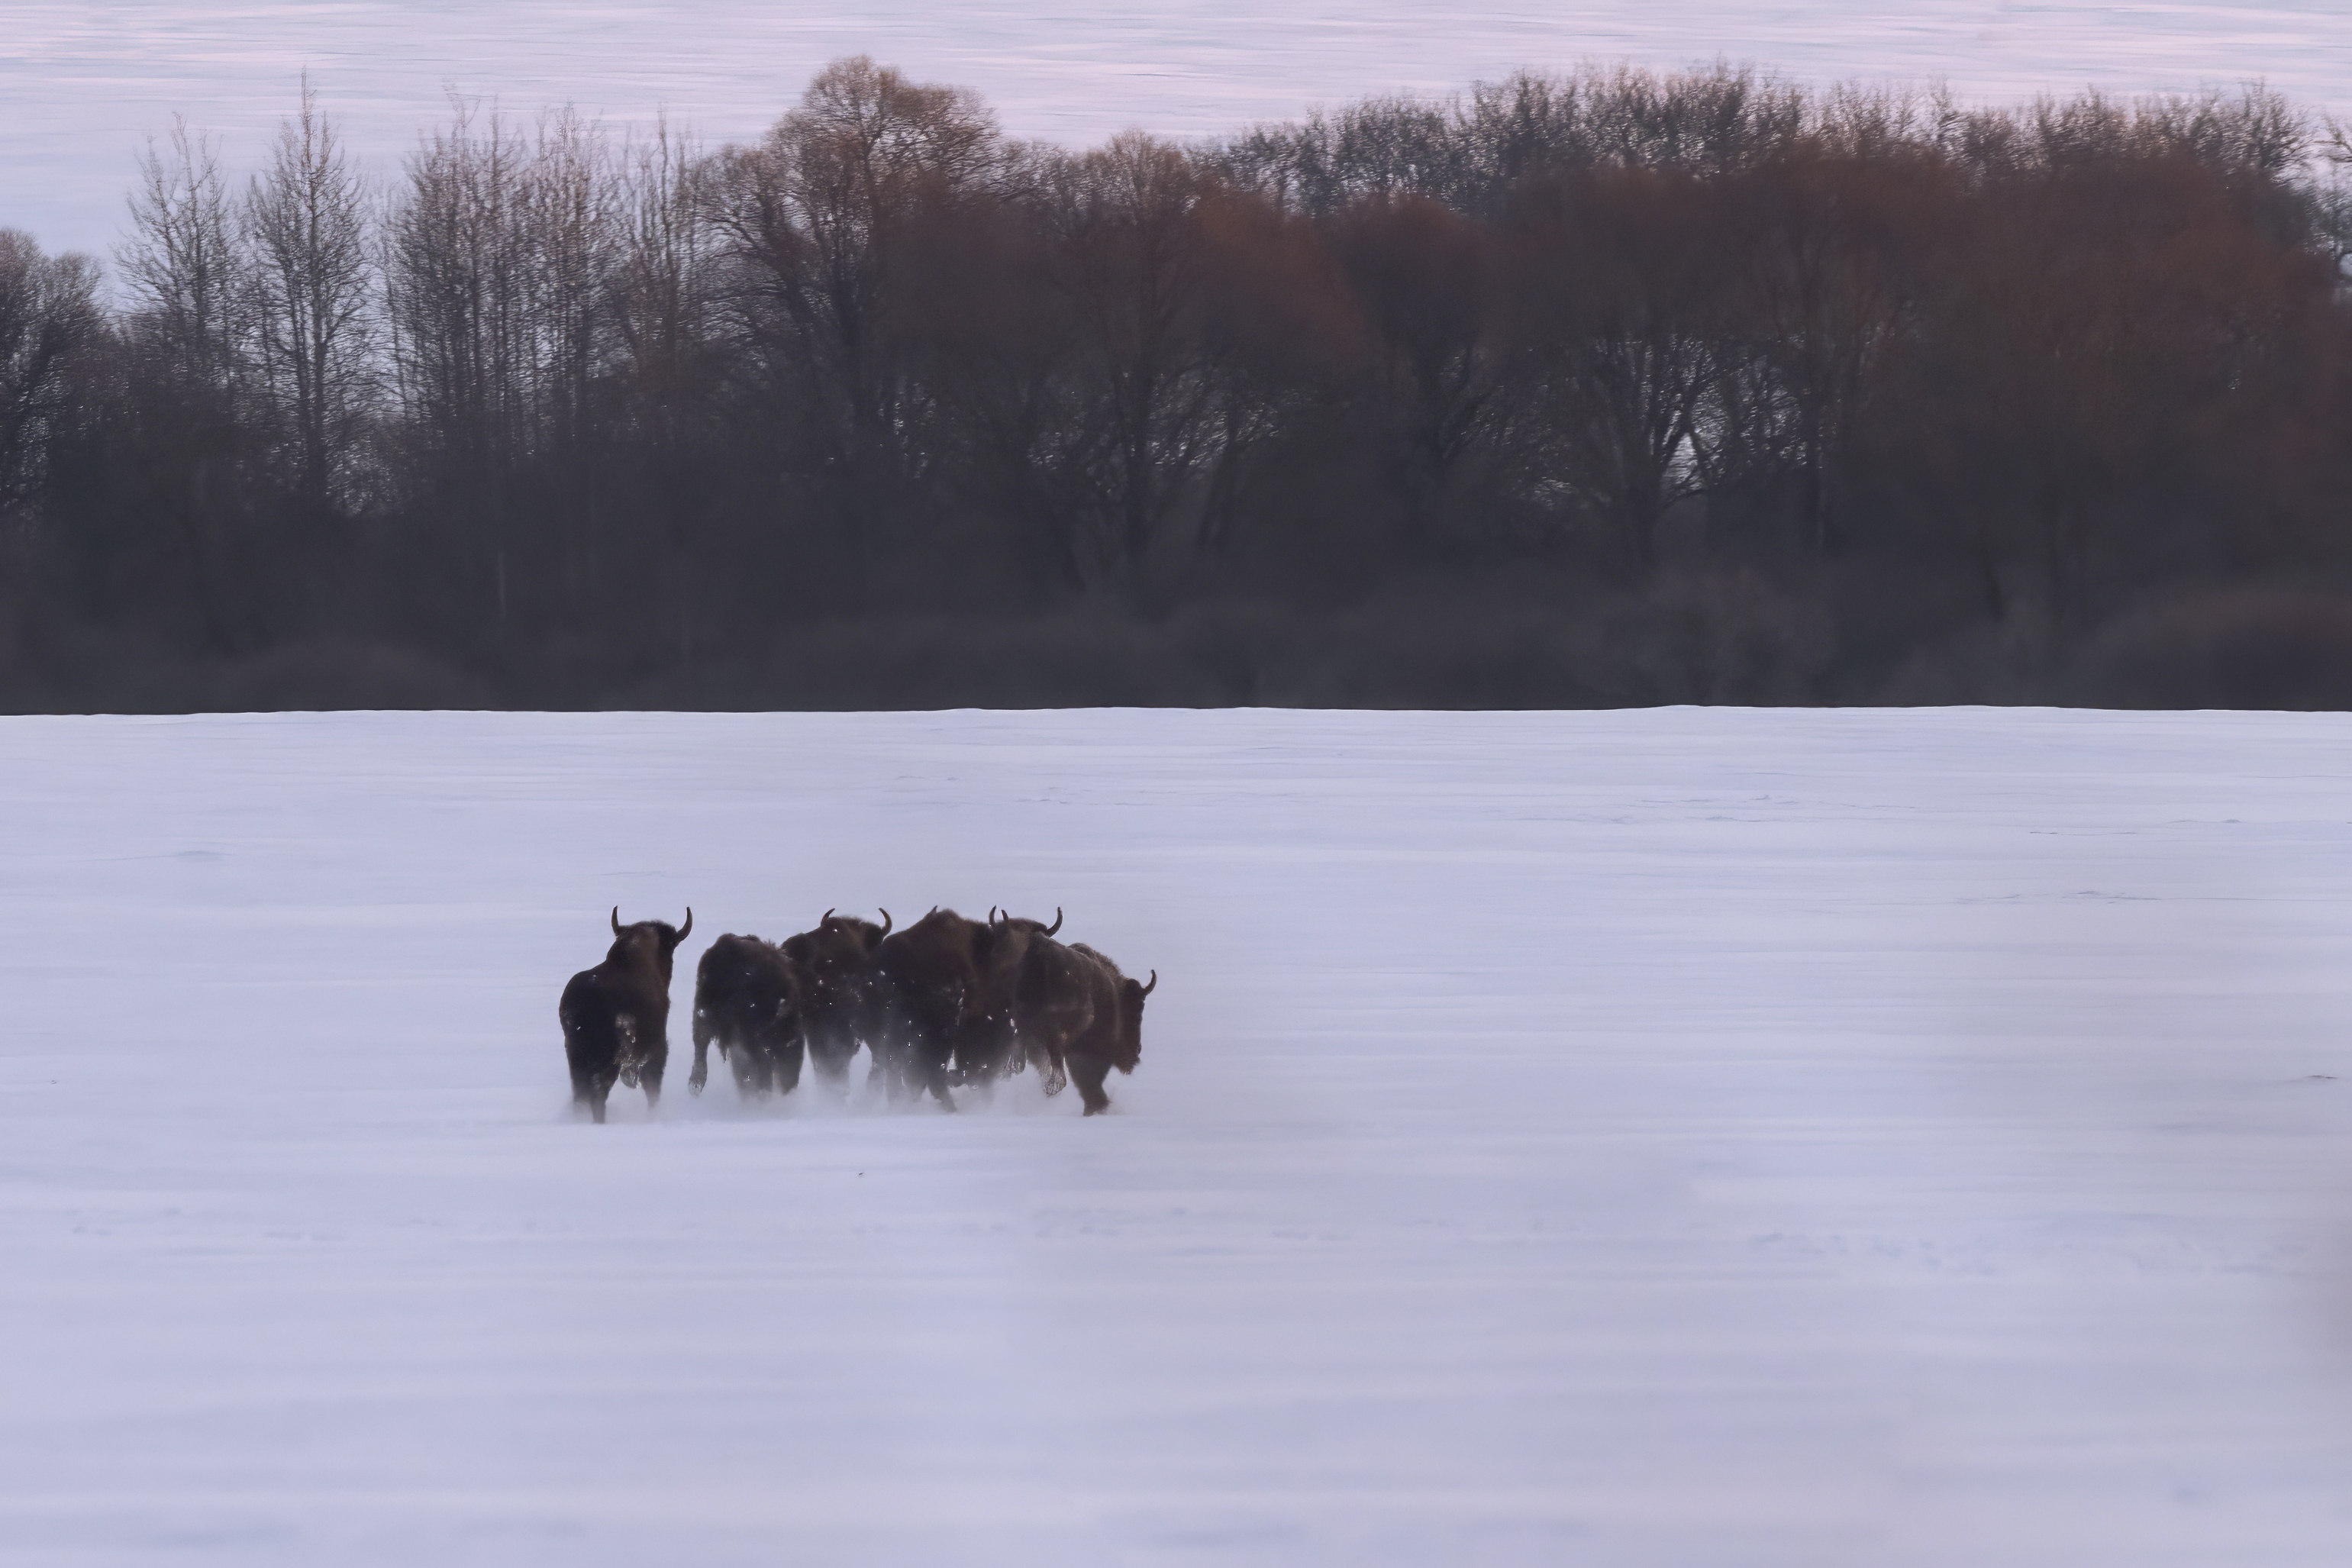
557,906,1156,1123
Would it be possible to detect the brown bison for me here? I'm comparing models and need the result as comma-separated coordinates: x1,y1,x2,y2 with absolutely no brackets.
689,933,803,1100
1066,944,1154,1114
870,906,1054,1108
778,908,891,1088
947,907,1063,1088
559,907,692,1123
989,931,1154,1115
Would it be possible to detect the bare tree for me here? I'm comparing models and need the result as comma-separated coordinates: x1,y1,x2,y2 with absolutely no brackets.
522,105,616,457
382,95,537,625
0,231,101,517
115,119,282,653
1044,133,1224,575
384,94,531,471
119,118,244,393
1515,170,1729,567
384,100,625,462
384,95,635,630
611,117,721,452
244,77,376,509
1333,194,1522,550
712,56,1004,500
1709,147,1934,551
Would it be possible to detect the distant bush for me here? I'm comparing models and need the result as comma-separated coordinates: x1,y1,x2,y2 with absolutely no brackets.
2066,590,2352,710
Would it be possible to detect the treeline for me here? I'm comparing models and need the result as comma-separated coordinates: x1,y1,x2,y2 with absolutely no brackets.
5,58,2352,710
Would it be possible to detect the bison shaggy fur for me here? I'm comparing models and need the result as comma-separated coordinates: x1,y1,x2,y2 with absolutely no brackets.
689,933,804,1100
559,908,692,1123
777,908,891,1089
871,907,1038,1109
996,937,1153,1115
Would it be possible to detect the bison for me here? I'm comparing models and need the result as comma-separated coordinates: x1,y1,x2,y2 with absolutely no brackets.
689,933,803,1101
869,906,1056,1109
1065,944,1154,1115
988,931,1154,1115
949,907,1064,1089
559,907,692,1123
778,908,892,1089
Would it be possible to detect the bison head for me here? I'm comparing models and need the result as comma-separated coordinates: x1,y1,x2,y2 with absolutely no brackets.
692,932,787,1049
980,906,1063,993
1114,969,1155,1073
787,912,887,1024
611,906,692,981
818,907,893,954
988,905,1062,938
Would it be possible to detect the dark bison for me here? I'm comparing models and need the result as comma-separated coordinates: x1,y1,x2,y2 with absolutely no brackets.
778,908,891,1089
559,907,692,1123
869,906,1054,1109
689,933,803,1100
989,932,1154,1115
949,907,1064,1089
1065,944,1154,1115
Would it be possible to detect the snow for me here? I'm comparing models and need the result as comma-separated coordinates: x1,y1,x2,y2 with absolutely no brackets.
8,3,2352,259
3,706,2351,1563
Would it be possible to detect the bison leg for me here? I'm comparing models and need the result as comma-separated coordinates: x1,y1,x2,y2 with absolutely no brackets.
946,1021,989,1087
808,1037,855,1093
869,1028,915,1105
921,1056,957,1111
1034,1046,1067,1098
1021,1003,1089,1099
874,1049,906,1104
882,1020,925,1105
1069,1053,1112,1115
907,996,963,1109
640,1042,667,1111
775,1036,805,1096
574,1068,617,1124
1018,1021,1078,1098
911,1026,960,1111
727,1039,765,1098
563,1015,617,1124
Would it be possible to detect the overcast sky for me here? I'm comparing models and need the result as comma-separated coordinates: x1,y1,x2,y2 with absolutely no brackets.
7,2,2347,257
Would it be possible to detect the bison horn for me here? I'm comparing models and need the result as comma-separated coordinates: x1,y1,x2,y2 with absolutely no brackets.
876,908,893,939
679,908,692,940
988,905,1000,924
821,907,835,924
611,906,623,936
1141,970,1157,996
1045,907,1063,937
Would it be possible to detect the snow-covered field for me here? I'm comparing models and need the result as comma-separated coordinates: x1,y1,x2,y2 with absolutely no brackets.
8,2,2352,257
4,708,2352,1564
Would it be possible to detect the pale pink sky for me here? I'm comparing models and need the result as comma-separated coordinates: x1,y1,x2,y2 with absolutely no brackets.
7,2,2347,256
